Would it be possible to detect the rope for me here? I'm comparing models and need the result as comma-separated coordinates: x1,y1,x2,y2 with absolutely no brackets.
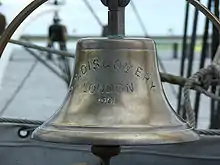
0,118,43,125
24,46,66,80
57,56,72,85
184,65,220,128
196,129,220,136
157,56,178,97
23,38,66,71
9,39,74,58
160,72,219,87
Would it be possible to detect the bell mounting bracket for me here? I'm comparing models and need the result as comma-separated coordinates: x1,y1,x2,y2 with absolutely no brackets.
101,0,131,36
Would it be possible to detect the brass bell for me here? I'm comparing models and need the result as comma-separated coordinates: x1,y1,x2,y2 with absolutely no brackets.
32,37,199,145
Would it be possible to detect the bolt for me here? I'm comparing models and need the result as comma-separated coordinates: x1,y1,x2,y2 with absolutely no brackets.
118,0,131,7
101,0,108,7
101,0,130,7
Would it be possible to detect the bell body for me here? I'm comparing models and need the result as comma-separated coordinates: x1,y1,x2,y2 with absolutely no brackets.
32,37,199,145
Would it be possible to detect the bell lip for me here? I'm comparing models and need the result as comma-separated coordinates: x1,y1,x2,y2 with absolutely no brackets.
31,124,200,146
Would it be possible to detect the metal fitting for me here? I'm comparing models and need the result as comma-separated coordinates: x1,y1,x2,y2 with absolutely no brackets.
101,0,131,7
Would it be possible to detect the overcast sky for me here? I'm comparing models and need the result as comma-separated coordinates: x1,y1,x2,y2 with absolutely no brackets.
0,0,210,36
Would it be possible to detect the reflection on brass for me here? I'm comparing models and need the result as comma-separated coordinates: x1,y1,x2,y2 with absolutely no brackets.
32,38,199,145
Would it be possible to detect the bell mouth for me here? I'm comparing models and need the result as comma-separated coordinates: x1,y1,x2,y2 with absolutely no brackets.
32,124,199,146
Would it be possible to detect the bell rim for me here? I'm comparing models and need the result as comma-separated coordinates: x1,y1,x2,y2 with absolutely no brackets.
37,123,192,131
32,125,200,146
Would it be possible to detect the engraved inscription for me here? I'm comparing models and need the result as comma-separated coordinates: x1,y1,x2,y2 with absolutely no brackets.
93,58,100,70
113,59,133,73
135,67,143,77
98,97,115,104
75,58,153,83
80,82,134,94
73,55,156,91
135,66,152,81
150,81,156,90
74,57,134,80
81,64,87,74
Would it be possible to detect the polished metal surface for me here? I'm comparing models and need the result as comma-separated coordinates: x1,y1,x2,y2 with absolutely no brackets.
32,37,199,145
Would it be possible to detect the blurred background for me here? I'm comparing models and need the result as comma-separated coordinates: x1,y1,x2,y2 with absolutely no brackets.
0,0,218,129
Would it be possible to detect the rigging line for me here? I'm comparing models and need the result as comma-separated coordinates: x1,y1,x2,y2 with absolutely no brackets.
0,59,38,116
183,0,200,121
130,0,148,36
57,57,72,85
63,59,72,84
152,40,177,97
210,0,220,129
127,0,177,97
194,0,212,124
30,38,72,85
22,38,66,69
7,38,74,58
50,56,71,85
157,56,178,97
40,50,65,69
187,0,220,30
23,43,70,87
187,1,199,78
23,47,66,82
11,38,71,84
177,2,190,114
83,0,103,27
